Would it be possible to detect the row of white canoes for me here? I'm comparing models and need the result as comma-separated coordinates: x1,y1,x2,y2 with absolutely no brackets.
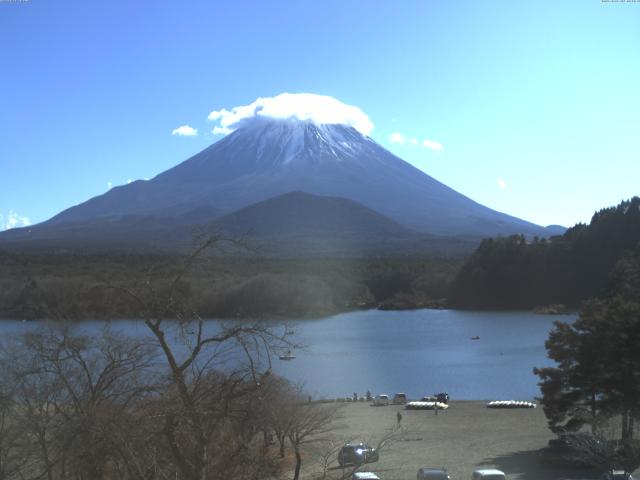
486,400,536,408
405,401,450,410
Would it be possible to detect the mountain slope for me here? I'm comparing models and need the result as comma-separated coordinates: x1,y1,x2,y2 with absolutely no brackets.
40,119,553,237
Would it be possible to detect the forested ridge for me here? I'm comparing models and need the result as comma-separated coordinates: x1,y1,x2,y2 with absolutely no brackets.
450,197,640,309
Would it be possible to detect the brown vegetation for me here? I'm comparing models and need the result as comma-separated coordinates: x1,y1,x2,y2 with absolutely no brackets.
0,250,461,320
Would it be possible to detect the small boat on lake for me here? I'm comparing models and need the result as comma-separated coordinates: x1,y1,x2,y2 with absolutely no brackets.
471,336,480,340
279,350,296,360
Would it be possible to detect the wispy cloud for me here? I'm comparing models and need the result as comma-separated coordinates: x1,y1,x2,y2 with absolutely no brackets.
208,92,374,136
0,210,31,231
171,125,198,137
389,132,406,144
388,131,444,152
422,139,444,152
107,181,113,189
497,178,507,190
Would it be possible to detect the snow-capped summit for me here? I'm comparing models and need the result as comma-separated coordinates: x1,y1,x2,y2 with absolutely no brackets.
208,92,374,136
210,118,376,167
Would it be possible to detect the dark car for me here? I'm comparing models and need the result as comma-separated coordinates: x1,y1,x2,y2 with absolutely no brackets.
435,392,450,404
417,467,450,480
602,470,634,480
338,443,379,466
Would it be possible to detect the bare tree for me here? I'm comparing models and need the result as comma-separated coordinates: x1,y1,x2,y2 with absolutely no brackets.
0,235,298,480
309,438,346,480
115,235,294,480
0,383,28,480
287,399,341,480
0,325,157,480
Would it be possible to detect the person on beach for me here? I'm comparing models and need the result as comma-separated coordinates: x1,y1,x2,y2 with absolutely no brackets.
396,411,402,428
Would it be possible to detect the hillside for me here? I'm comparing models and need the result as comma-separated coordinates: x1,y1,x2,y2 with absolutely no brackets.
212,191,477,257
449,197,640,309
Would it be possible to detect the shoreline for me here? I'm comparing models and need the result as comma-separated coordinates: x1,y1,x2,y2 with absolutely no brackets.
0,305,578,322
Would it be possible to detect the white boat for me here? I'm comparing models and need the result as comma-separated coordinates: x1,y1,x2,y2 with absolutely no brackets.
279,350,296,360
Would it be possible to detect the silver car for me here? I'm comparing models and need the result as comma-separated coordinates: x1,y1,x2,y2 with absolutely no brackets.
417,467,449,480
472,469,506,480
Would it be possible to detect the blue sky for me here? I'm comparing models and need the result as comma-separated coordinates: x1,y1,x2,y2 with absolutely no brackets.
1,0,639,230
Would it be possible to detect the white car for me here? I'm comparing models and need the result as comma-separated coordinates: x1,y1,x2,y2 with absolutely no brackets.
373,394,389,406
472,469,506,480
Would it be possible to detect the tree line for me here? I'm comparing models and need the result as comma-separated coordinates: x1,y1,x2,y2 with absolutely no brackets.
0,252,460,320
449,197,640,309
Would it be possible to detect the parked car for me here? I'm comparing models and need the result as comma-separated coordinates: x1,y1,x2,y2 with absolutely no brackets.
338,443,379,466
352,473,380,480
393,393,407,404
602,470,634,480
435,392,450,404
373,394,389,406
417,467,450,480
472,469,506,480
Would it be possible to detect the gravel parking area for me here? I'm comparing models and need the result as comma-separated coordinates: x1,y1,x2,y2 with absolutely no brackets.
301,401,638,480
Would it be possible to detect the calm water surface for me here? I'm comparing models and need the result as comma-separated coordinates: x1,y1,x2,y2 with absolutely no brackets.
273,309,575,400
1,309,575,400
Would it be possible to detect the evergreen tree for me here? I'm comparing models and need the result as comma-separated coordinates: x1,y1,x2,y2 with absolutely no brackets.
534,248,640,441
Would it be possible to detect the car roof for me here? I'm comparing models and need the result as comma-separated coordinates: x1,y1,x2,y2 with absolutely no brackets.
474,469,505,475
353,472,380,480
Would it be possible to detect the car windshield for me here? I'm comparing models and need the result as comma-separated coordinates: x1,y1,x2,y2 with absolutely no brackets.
424,473,448,480
345,445,367,452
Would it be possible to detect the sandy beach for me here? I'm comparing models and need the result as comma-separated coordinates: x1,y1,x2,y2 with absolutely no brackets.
301,401,638,480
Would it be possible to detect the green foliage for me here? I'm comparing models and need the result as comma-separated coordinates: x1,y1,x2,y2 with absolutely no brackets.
534,248,640,443
450,197,640,309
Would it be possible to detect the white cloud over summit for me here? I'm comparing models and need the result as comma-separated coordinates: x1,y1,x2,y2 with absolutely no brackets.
208,93,375,136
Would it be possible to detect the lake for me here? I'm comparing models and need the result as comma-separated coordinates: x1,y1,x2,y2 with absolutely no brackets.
0,309,575,401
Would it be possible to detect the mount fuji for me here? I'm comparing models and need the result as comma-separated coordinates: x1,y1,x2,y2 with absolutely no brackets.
0,117,563,254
